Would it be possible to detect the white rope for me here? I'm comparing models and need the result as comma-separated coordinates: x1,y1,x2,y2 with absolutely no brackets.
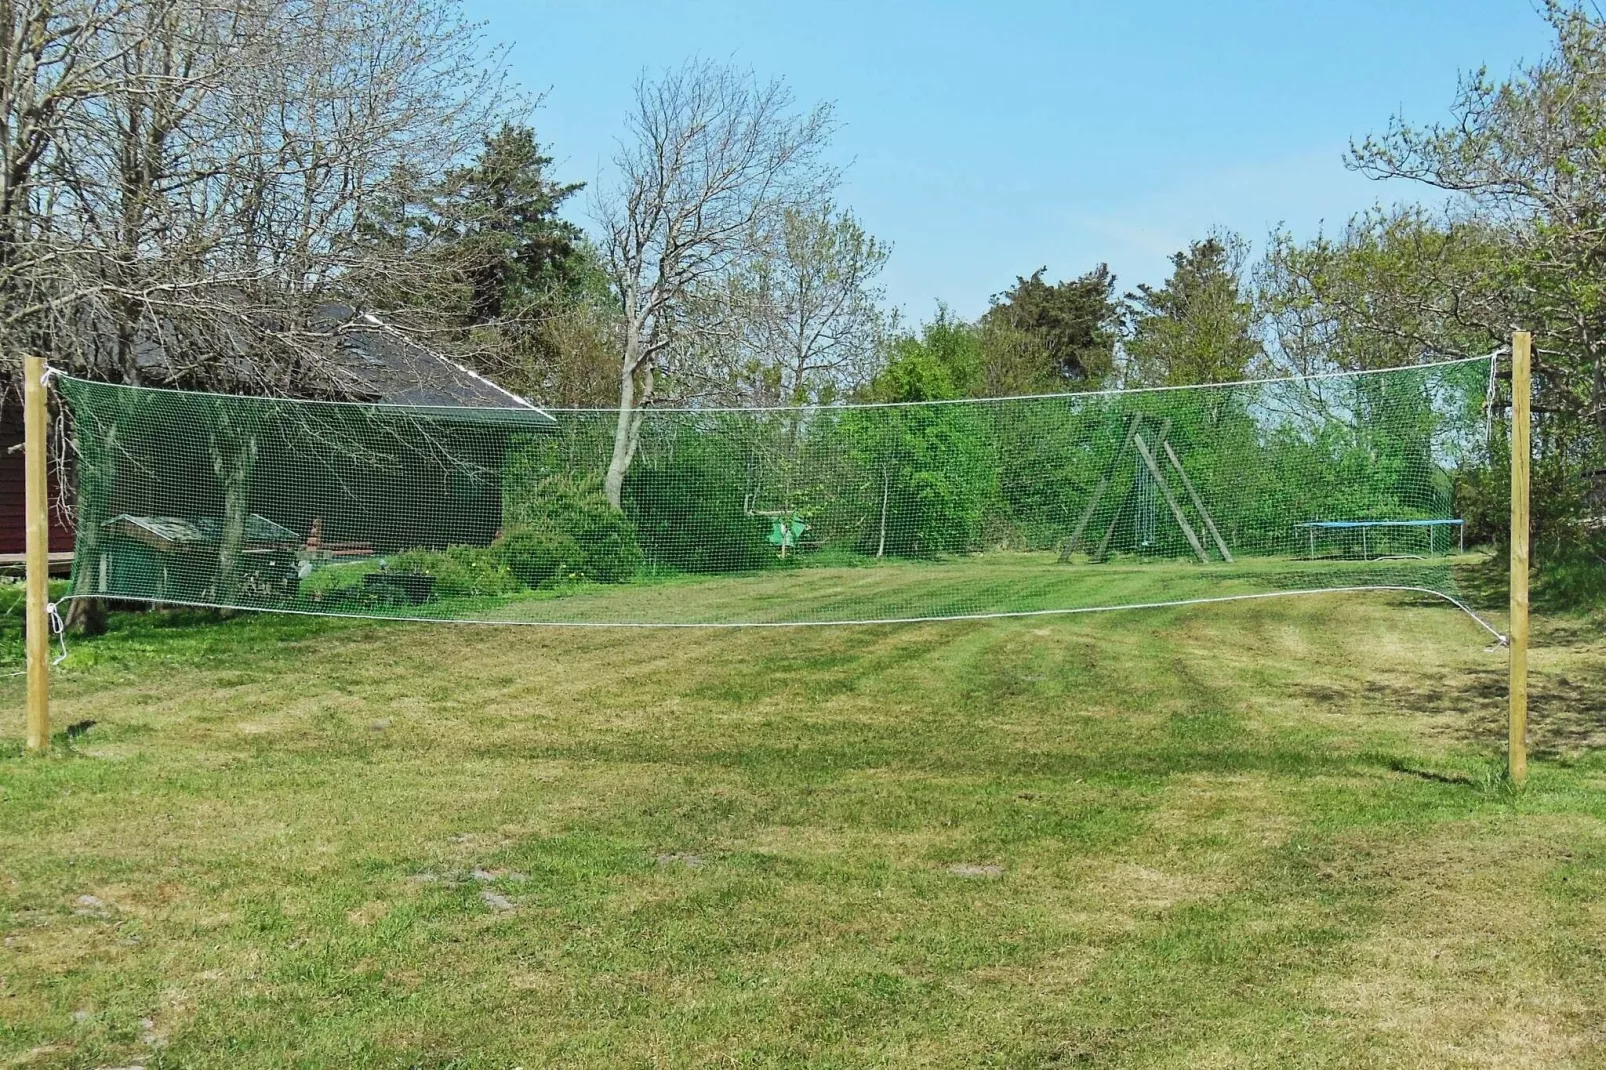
1484,347,1505,445
53,584,1507,644
45,601,68,664
4,601,71,676
48,351,1502,415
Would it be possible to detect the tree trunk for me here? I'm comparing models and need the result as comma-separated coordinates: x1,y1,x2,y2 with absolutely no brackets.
603,361,638,510
209,412,259,605
65,419,116,634
64,597,106,635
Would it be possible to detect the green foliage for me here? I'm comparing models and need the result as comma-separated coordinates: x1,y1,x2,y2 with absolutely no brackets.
491,525,582,588
297,560,379,601
834,404,998,557
981,264,1121,388
863,309,983,402
1331,5,1606,595
1536,536,1606,606
445,124,588,322
389,546,522,598
624,425,777,573
1258,210,1505,373
502,470,644,584
1126,234,1261,386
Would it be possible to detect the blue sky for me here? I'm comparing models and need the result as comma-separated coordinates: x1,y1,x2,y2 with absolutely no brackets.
465,1,1555,320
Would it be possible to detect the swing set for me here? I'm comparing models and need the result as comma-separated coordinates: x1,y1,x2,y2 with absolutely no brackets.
1060,413,1233,564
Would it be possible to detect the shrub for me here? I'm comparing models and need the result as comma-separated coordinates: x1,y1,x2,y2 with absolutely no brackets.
388,546,520,598
500,470,643,585
624,428,777,574
298,559,379,605
492,525,582,588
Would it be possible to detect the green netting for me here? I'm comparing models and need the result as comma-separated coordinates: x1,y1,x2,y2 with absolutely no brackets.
54,355,1501,635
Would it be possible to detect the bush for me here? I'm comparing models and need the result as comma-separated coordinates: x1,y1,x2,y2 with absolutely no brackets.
500,471,643,585
298,559,379,605
388,546,521,598
624,426,779,574
492,525,581,588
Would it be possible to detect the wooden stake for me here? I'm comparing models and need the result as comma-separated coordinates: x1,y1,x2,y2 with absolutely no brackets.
23,355,49,753
1132,430,1210,564
1508,331,1531,788
876,464,888,559
1161,440,1233,563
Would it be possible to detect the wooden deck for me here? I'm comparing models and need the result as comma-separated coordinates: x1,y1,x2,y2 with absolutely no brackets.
0,552,74,576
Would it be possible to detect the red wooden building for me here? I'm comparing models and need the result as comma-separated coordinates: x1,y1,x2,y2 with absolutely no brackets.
0,404,75,556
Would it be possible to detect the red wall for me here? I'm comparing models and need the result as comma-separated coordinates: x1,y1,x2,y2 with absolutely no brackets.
0,409,76,555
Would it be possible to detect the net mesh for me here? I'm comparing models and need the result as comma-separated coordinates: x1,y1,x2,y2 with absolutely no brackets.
54,355,1499,633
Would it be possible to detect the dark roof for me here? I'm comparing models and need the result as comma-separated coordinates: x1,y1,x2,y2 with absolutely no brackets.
316,304,543,411
111,301,552,419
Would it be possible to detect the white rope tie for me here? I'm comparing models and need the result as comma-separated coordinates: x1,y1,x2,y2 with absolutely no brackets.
45,601,68,664
38,364,60,387
1483,347,1505,445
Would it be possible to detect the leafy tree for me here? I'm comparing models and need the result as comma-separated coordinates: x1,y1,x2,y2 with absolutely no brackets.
1125,234,1261,386
1257,208,1506,374
980,264,1120,388
1345,1,1606,561
863,309,984,402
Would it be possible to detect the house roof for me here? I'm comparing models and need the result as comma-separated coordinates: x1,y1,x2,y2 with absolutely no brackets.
108,302,555,427
316,304,547,413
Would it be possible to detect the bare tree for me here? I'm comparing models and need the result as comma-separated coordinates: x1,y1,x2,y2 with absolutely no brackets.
715,203,892,406
593,59,836,508
0,0,515,626
0,0,510,391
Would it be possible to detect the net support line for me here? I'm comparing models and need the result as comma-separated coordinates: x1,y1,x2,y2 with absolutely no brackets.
52,584,1506,644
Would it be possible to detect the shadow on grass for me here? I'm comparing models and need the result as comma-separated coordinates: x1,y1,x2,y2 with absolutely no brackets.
1330,657,1606,760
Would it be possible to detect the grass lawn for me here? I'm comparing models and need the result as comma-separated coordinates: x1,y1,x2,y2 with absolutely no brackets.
1,573,1604,1067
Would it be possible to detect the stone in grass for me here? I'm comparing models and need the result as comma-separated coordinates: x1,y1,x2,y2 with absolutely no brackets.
73,894,110,916
654,853,704,869
947,863,1004,878
481,890,517,912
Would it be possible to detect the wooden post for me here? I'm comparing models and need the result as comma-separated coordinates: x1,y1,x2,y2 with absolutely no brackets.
876,465,888,559
23,355,49,753
1061,412,1142,562
1509,330,1531,788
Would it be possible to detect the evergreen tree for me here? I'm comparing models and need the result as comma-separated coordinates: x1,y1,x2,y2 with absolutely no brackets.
1125,235,1261,386
980,264,1121,388
438,124,586,323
